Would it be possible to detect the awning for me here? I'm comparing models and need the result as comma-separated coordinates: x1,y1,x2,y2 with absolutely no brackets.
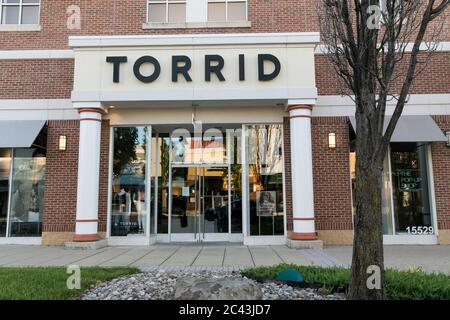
0,120,46,148
349,115,447,142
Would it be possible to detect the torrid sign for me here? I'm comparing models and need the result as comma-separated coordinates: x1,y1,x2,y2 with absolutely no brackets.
106,54,282,84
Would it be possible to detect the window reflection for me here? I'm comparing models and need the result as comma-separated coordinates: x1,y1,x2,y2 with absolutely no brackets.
0,149,11,237
111,127,148,236
247,125,284,236
390,143,432,234
8,126,47,237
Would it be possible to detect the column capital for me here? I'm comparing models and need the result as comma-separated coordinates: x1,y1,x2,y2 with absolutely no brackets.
72,101,107,114
287,104,313,112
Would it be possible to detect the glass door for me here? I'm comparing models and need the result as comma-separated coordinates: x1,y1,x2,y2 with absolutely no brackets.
170,166,230,242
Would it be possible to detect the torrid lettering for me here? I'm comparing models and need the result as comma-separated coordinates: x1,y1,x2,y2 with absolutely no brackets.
106,54,281,83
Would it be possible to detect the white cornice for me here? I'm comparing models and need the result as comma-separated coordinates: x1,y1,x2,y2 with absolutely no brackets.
0,50,74,60
68,32,321,48
314,94,450,116
315,41,450,54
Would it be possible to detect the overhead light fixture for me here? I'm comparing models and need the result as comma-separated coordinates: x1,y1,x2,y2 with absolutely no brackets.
59,135,67,151
328,133,336,149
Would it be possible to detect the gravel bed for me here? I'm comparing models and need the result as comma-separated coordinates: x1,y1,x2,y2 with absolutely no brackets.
80,270,346,300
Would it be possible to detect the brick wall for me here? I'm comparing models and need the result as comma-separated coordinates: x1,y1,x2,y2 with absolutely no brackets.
0,0,320,50
42,120,79,233
431,115,450,231
42,119,110,235
311,117,353,231
315,52,450,96
0,59,74,99
283,117,293,231
98,119,110,233
1,0,448,50
2,52,449,100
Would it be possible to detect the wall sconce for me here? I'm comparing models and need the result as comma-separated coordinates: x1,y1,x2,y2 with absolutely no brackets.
328,133,336,149
58,135,67,151
446,131,450,147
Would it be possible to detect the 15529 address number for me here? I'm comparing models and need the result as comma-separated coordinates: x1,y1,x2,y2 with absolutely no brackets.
406,226,434,235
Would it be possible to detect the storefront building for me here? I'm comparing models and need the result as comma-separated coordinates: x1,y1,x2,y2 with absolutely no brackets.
0,1,449,247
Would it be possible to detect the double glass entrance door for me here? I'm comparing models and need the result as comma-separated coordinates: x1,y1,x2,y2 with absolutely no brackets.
170,166,230,242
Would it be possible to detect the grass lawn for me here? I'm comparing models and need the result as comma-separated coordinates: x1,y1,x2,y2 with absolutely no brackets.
242,264,450,300
0,267,139,300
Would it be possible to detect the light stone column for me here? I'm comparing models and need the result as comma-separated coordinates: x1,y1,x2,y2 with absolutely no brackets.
287,104,321,248
73,106,105,242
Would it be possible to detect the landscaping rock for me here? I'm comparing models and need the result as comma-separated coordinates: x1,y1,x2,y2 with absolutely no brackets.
174,277,263,300
79,268,346,300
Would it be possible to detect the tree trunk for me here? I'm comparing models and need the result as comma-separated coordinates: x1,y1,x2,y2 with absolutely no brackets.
348,148,387,300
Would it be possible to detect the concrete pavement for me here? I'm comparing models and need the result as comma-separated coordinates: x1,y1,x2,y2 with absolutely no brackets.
0,245,315,269
324,245,450,274
0,244,448,274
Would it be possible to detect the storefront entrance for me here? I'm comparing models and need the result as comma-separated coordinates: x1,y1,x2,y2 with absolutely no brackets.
170,166,231,242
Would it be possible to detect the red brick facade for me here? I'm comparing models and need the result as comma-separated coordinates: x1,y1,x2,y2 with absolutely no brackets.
42,120,79,233
431,116,450,231
0,59,74,99
42,119,110,236
315,52,450,96
311,117,353,231
1,0,449,244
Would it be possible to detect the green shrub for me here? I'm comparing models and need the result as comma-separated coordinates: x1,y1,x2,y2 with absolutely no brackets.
241,264,450,300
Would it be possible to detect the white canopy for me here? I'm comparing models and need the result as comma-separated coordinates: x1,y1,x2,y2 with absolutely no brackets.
0,120,46,148
349,115,447,142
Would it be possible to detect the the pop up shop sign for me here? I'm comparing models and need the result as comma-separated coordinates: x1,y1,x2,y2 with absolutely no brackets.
106,54,282,83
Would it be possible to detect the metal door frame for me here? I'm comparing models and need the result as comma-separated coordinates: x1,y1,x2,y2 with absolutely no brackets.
168,164,231,243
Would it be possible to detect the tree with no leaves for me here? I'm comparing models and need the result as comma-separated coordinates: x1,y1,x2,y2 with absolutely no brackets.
318,0,449,299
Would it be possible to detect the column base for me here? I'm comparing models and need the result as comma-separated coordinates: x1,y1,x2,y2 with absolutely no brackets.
73,233,99,242
65,239,108,250
286,238,323,249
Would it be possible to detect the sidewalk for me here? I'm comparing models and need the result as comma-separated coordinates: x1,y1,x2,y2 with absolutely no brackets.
0,244,448,274
0,245,313,269
324,245,450,274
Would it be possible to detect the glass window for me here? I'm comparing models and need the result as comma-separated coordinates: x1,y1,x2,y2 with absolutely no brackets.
0,149,11,237
8,126,46,237
111,127,148,237
349,139,434,236
153,133,170,234
228,128,242,233
0,0,40,25
208,0,247,22
390,143,433,235
148,0,186,23
246,125,284,236
170,128,227,165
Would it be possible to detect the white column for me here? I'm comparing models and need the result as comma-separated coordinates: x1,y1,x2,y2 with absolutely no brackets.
288,105,317,240
73,107,104,242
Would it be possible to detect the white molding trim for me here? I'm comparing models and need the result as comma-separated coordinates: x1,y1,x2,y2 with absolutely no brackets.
69,32,321,48
107,236,155,246
0,99,78,120
383,235,438,245
0,24,41,32
0,99,72,110
243,236,287,246
0,50,74,60
314,94,450,116
72,88,318,103
142,21,252,29
0,237,42,245
315,41,450,54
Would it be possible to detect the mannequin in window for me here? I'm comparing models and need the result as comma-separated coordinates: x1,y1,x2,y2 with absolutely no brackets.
134,187,146,234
